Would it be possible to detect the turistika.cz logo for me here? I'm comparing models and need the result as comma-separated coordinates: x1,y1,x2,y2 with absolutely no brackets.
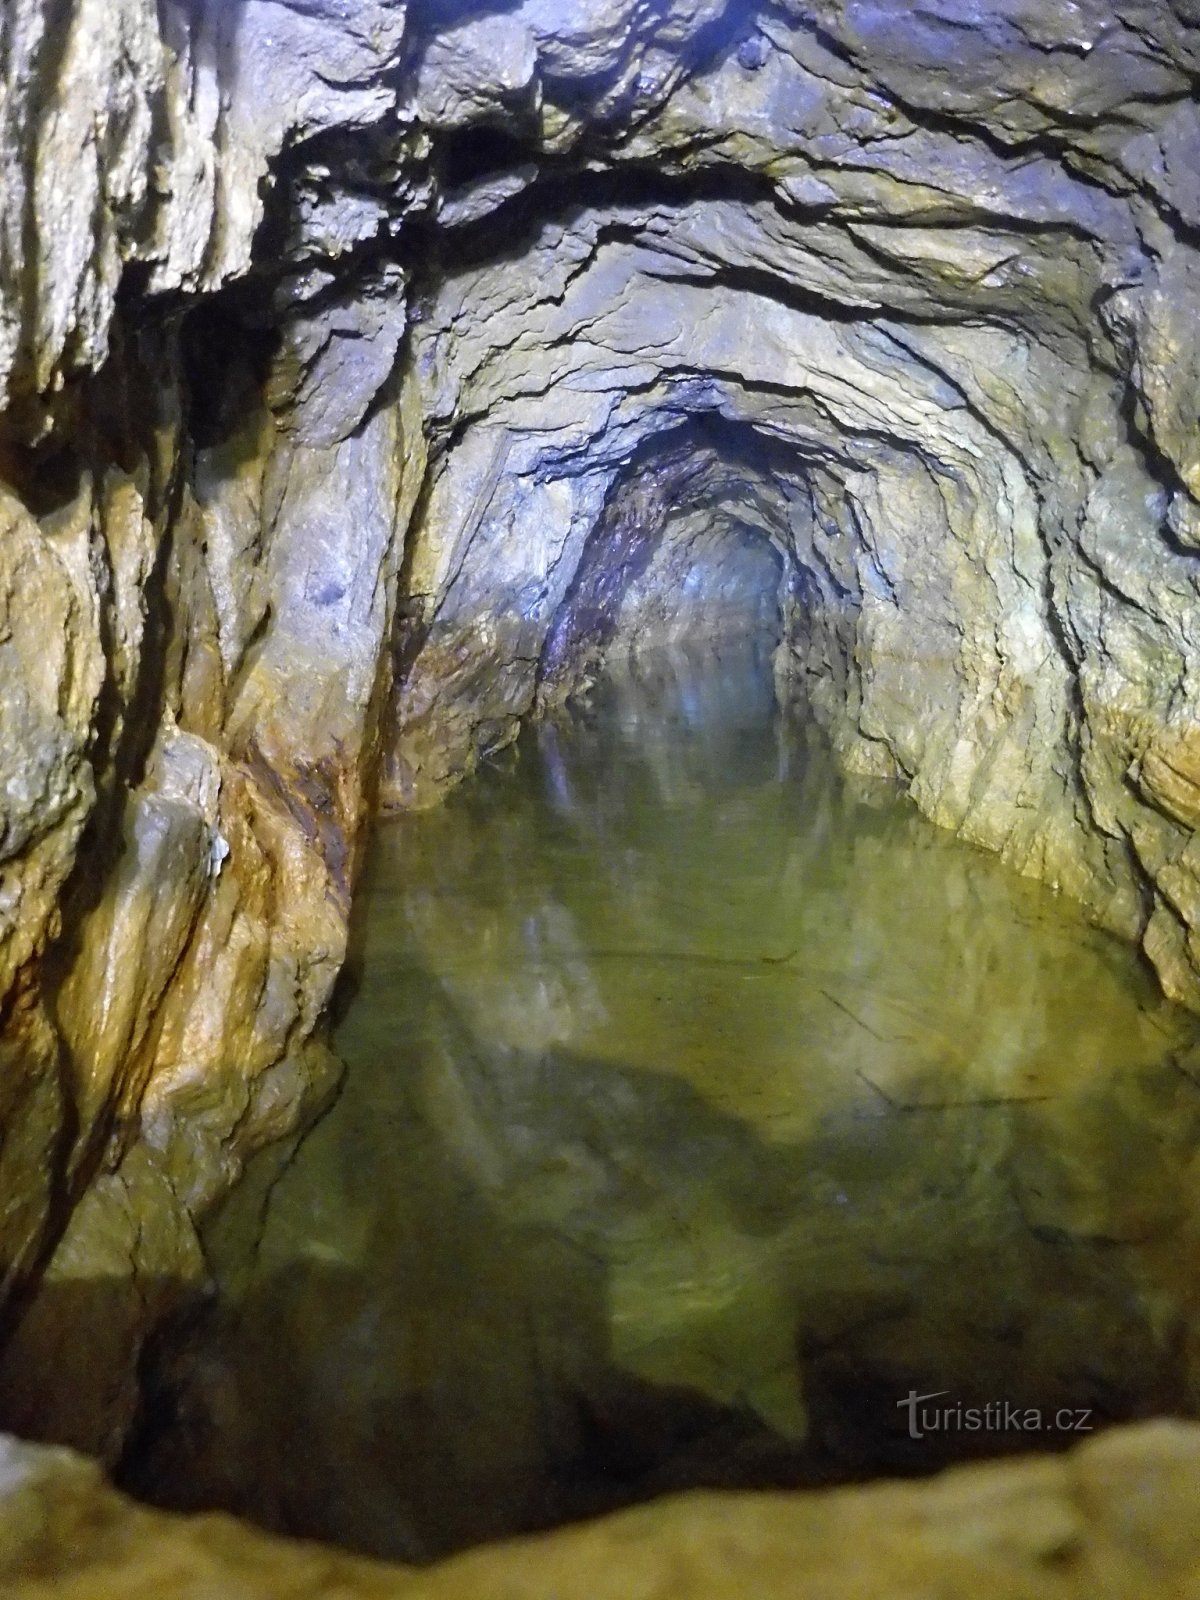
897,1390,1094,1442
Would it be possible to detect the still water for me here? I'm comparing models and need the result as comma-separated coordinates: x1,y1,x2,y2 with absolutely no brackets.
133,644,1200,1561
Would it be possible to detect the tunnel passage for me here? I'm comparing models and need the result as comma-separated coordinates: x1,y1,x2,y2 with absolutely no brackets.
385,249,1065,870
3,1,1200,1584
537,421,794,705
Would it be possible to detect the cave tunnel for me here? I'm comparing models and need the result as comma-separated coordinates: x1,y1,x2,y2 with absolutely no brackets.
2,0,1200,1594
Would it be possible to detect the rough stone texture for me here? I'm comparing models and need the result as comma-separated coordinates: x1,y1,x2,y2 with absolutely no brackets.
0,1,426,1438
2,1422,1200,1597
0,303,423,1457
0,0,1198,1494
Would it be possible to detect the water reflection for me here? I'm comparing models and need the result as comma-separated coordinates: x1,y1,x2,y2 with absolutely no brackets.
129,641,1200,1561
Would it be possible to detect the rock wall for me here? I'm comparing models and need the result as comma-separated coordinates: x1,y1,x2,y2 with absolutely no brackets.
0,0,426,1451
0,0,1198,1459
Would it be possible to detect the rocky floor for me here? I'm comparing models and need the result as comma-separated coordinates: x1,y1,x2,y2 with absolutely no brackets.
4,1422,1200,1599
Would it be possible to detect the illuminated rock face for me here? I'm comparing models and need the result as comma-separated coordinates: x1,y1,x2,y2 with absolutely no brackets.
0,0,1199,1461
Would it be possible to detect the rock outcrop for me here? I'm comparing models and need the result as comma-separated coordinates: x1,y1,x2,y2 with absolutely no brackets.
4,1421,1200,1598
0,0,1199,1489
